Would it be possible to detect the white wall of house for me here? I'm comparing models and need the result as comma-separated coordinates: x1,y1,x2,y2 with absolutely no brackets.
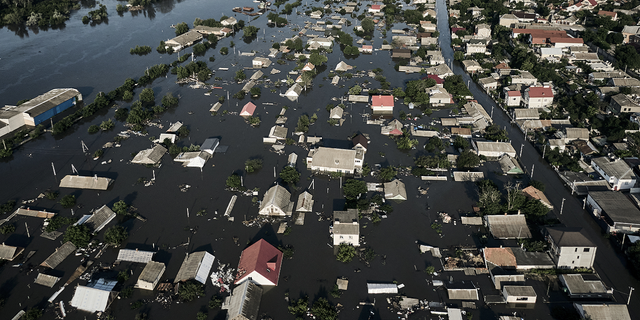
591,162,636,191
525,95,553,108
507,96,521,107
553,246,596,269
333,232,359,246
237,270,275,286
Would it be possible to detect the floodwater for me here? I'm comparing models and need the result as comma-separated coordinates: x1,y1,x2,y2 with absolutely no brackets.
0,0,638,319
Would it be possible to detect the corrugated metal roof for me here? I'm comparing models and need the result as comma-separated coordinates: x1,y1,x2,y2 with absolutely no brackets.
485,215,531,239
132,145,167,165
70,279,117,313
259,185,293,215
296,191,314,212
117,249,155,263
225,280,263,320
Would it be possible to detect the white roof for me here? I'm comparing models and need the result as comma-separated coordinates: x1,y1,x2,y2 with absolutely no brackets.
367,283,398,294
70,279,118,313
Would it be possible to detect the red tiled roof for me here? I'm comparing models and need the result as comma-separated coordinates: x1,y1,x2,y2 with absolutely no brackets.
494,63,510,69
587,0,597,7
527,87,553,98
371,4,381,9
427,74,444,84
451,27,465,33
240,102,256,116
548,37,584,44
598,10,617,18
235,239,283,285
512,29,568,38
389,128,403,135
362,45,373,50
484,247,517,268
507,91,521,97
372,95,394,107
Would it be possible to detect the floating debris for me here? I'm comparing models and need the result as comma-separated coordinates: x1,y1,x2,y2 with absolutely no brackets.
178,184,191,192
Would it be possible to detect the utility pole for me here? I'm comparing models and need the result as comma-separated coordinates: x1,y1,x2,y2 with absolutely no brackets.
531,164,535,179
560,198,565,215
542,144,547,159
520,143,524,158
25,222,30,237
628,287,634,305
51,162,56,178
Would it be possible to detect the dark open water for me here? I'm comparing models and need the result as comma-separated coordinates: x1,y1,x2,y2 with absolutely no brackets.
1,0,637,319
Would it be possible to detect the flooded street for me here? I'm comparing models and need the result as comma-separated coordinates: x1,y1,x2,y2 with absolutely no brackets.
1,0,639,318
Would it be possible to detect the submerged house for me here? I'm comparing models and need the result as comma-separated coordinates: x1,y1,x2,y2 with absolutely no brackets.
235,239,283,286
70,278,119,313
333,209,360,247
306,147,364,174
136,261,166,291
59,175,113,190
223,280,263,320
259,184,293,216
41,241,77,269
384,179,407,200
174,251,215,284
0,243,24,261
78,205,116,232
0,88,82,137
131,145,167,165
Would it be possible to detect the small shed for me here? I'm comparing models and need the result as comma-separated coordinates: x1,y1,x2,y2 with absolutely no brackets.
137,261,166,291
503,286,537,303
201,138,220,155
296,191,314,212
0,243,24,261
117,249,155,263
498,155,524,175
447,282,480,300
34,273,60,288
240,102,257,117
174,251,215,284
367,283,398,294
329,106,344,119
166,121,183,133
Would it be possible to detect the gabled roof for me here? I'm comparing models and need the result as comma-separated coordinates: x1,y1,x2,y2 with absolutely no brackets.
225,280,263,320
174,251,215,284
259,184,293,214
296,191,314,212
84,205,116,232
240,102,257,116
35,273,60,288
0,243,24,261
16,88,81,117
427,74,444,84
333,209,359,236
41,241,76,269
484,247,516,268
522,186,553,209
352,134,368,150
447,282,480,300
545,227,595,247
549,37,583,44
485,215,531,239
494,63,510,70
235,239,283,286
132,145,167,165
384,179,407,200
308,147,359,171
